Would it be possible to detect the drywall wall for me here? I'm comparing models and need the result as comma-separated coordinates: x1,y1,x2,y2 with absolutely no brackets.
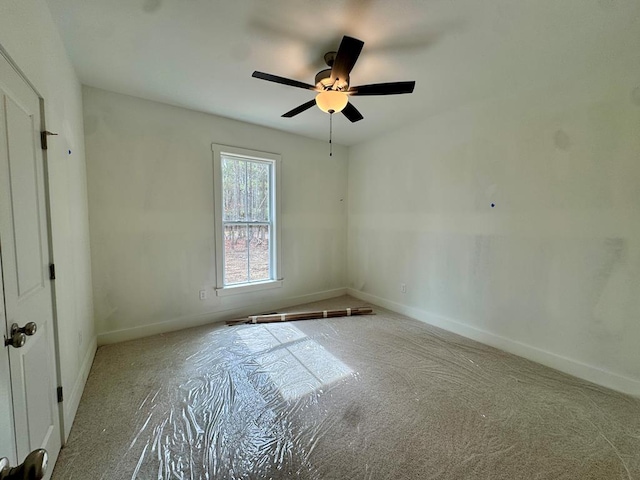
83,87,348,343
348,53,640,396
0,0,95,437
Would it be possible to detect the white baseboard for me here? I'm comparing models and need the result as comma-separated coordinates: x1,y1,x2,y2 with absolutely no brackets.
97,288,348,345
63,337,97,440
347,288,640,398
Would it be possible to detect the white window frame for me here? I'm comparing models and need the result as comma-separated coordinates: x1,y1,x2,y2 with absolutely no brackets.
212,144,283,296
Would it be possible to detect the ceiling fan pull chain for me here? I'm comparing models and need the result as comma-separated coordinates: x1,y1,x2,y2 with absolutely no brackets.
329,112,333,157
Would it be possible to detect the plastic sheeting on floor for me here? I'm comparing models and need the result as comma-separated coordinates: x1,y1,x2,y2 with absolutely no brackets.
52,298,640,479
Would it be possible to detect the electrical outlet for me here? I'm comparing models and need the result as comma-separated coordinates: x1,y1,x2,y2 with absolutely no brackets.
199,289,207,300
400,283,407,294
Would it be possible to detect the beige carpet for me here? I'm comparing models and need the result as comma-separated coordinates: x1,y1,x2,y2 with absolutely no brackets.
52,296,640,479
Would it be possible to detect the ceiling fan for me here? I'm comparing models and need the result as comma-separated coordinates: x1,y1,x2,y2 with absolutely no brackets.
252,35,416,123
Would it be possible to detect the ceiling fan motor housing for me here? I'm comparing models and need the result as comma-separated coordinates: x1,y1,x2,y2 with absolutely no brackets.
315,68,349,91
315,68,332,88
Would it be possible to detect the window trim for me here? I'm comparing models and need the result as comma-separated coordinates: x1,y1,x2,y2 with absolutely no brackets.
212,143,283,296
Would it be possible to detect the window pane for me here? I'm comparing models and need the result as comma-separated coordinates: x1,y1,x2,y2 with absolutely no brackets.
224,224,248,285
222,157,247,222
247,161,270,222
248,225,270,282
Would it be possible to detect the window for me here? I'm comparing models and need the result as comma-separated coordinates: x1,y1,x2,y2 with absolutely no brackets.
212,144,282,295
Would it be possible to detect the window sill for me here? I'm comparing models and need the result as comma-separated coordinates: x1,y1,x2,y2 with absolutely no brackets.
215,279,283,297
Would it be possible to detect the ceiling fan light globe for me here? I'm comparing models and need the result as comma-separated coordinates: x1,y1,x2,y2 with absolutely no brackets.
315,91,348,114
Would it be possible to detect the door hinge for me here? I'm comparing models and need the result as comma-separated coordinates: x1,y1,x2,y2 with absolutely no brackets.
40,131,58,150
49,264,56,280
57,386,63,403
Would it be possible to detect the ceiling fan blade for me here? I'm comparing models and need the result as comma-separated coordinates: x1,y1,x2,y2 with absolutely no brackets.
342,102,364,123
252,71,317,91
349,81,416,96
282,99,317,118
330,36,364,85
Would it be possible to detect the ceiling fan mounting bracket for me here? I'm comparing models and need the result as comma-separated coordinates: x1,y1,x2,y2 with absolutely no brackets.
323,51,337,67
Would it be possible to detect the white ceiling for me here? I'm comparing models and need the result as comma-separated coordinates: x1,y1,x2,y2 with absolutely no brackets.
47,0,640,146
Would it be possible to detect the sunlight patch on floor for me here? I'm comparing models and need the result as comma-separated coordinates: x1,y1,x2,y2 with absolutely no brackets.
237,323,353,401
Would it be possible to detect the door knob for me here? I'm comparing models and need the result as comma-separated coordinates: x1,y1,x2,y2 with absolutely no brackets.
10,323,37,337
4,332,26,349
0,449,48,479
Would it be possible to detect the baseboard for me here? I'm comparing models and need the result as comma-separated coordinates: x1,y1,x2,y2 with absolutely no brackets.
347,288,640,397
97,288,348,345
63,337,97,440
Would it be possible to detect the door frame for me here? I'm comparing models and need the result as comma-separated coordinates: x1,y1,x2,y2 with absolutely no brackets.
0,42,66,453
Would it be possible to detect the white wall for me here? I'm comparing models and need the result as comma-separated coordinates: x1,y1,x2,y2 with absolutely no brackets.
348,54,640,396
0,0,96,437
83,87,348,343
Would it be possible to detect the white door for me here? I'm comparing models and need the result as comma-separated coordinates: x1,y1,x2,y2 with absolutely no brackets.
0,50,61,478
0,253,17,465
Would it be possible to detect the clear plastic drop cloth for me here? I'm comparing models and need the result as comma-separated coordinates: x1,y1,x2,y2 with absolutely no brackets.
52,298,640,480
